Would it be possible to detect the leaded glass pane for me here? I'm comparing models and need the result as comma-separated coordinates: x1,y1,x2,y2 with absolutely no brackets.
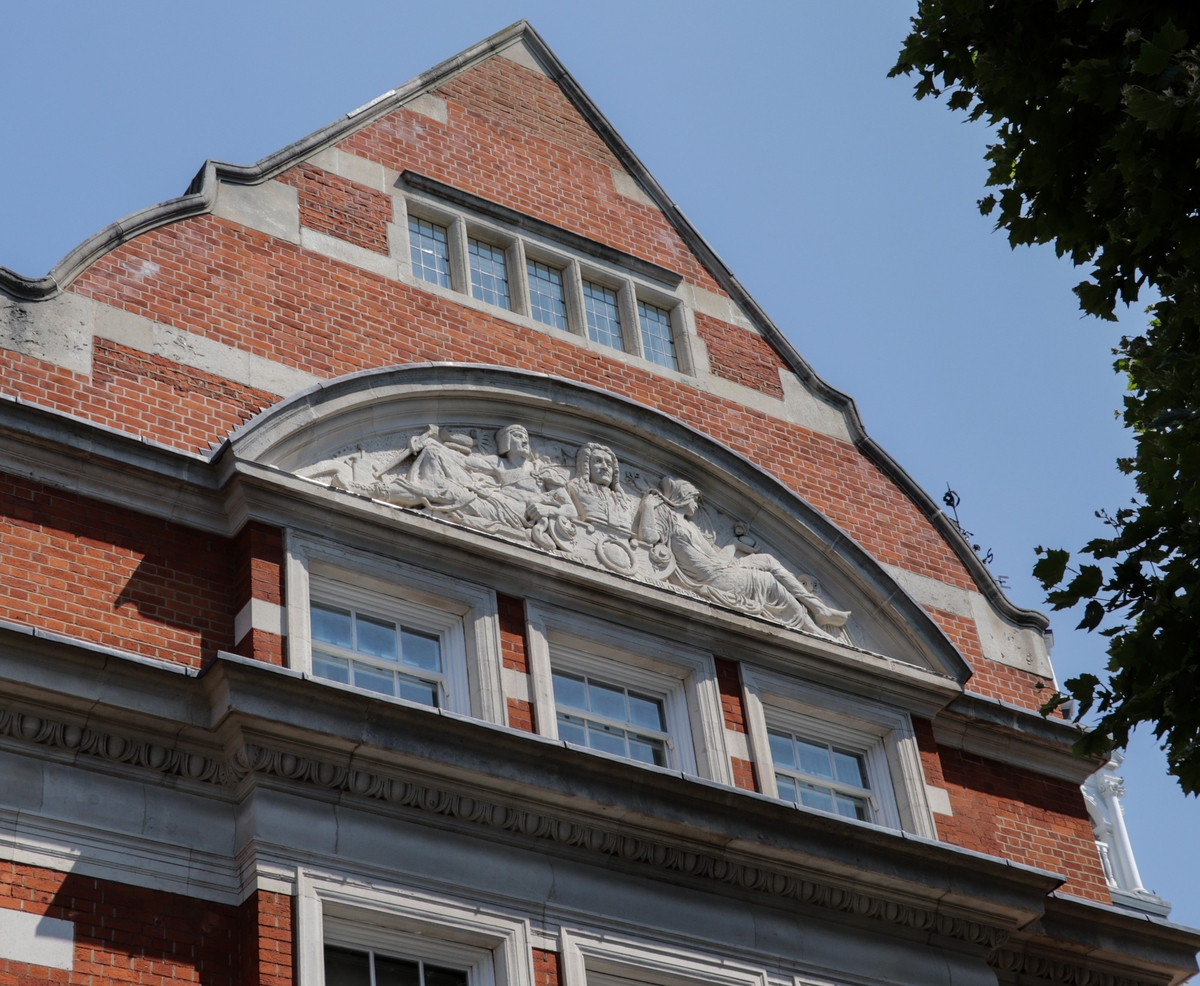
469,238,510,309
409,217,452,287
313,652,349,684
587,679,626,720
353,662,394,696
768,731,796,769
423,965,469,986
527,260,567,329
587,720,628,757
799,783,836,814
583,281,622,350
553,672,588,710
833,749,868,788
797,738,834,779
835,794,869,821
627,734,666,766
374,957,420,986
628,692,665,731
638,301,678,369
398,674,439,707
557,712,587,746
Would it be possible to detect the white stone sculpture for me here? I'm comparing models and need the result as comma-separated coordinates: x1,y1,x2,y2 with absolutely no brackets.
297,423,850,641
636,477,850,638
1081,754,1170,915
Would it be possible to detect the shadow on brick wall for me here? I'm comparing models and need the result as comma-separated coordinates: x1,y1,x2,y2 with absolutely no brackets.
114,551,234,662
47,871,241,986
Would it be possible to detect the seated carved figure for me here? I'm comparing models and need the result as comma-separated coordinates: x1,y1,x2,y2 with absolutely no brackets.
637,477,850,639
373,424,566,539
566,443,636,534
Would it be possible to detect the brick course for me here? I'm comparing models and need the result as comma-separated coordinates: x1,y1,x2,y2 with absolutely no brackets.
496,593,529,673
0,861,243,986
277,163,392,254
714,657,747,733
694,313,786,398
506,697,535,733
532,949,561,986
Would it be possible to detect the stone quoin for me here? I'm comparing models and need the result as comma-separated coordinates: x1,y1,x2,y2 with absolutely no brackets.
0,19,1194,986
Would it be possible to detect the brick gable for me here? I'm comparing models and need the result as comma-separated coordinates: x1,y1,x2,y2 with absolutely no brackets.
338,55,724,293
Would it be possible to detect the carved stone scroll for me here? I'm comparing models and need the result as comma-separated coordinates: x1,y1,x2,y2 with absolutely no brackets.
296,422,850,640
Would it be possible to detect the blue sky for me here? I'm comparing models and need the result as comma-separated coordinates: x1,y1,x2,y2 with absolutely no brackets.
2,2,1195,926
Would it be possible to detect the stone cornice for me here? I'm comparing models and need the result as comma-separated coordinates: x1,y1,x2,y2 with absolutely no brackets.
0,697,1015,950
934,694,1103,784
2,640,1196,985
990,948,1162,986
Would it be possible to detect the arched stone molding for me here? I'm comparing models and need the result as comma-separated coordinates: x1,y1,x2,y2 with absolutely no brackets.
224,363,970,680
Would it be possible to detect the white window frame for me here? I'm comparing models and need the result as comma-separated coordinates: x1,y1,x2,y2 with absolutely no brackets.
296,867,534,986
395,190,700,378
558,927,769,986
308,576,465,713
286,531,506,724
525,604,733,785
740,666,936,838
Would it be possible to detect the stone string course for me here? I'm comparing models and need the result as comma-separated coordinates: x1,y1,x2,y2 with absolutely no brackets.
0,701,1010,950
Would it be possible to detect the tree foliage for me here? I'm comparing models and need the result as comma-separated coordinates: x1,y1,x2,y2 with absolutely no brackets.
892,1,1200,792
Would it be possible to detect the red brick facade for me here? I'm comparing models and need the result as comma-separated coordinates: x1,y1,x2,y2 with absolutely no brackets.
531,949,562,986
277,163,393,254
0,472,234,667
694,313,787,399
0,862,242,986
0,33,1126,986
713,657,748,733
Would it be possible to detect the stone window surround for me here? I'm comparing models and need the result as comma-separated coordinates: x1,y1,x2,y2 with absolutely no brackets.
284,530,507,725
296,867,534,986
740,666,938,838
396,191,697,375
308,573,470,716
281,532,926,808
525,603,734,787
558,927,770,986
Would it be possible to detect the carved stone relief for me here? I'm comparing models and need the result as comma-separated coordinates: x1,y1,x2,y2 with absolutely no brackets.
296,422,850,640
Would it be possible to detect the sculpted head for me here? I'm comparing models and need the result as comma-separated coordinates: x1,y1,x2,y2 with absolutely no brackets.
575,443,620,489
661,477,702,517
496,424,531,460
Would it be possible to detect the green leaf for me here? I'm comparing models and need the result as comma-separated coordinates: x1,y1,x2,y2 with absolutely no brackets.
1033,548,1071,589
1077,599,1106,631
